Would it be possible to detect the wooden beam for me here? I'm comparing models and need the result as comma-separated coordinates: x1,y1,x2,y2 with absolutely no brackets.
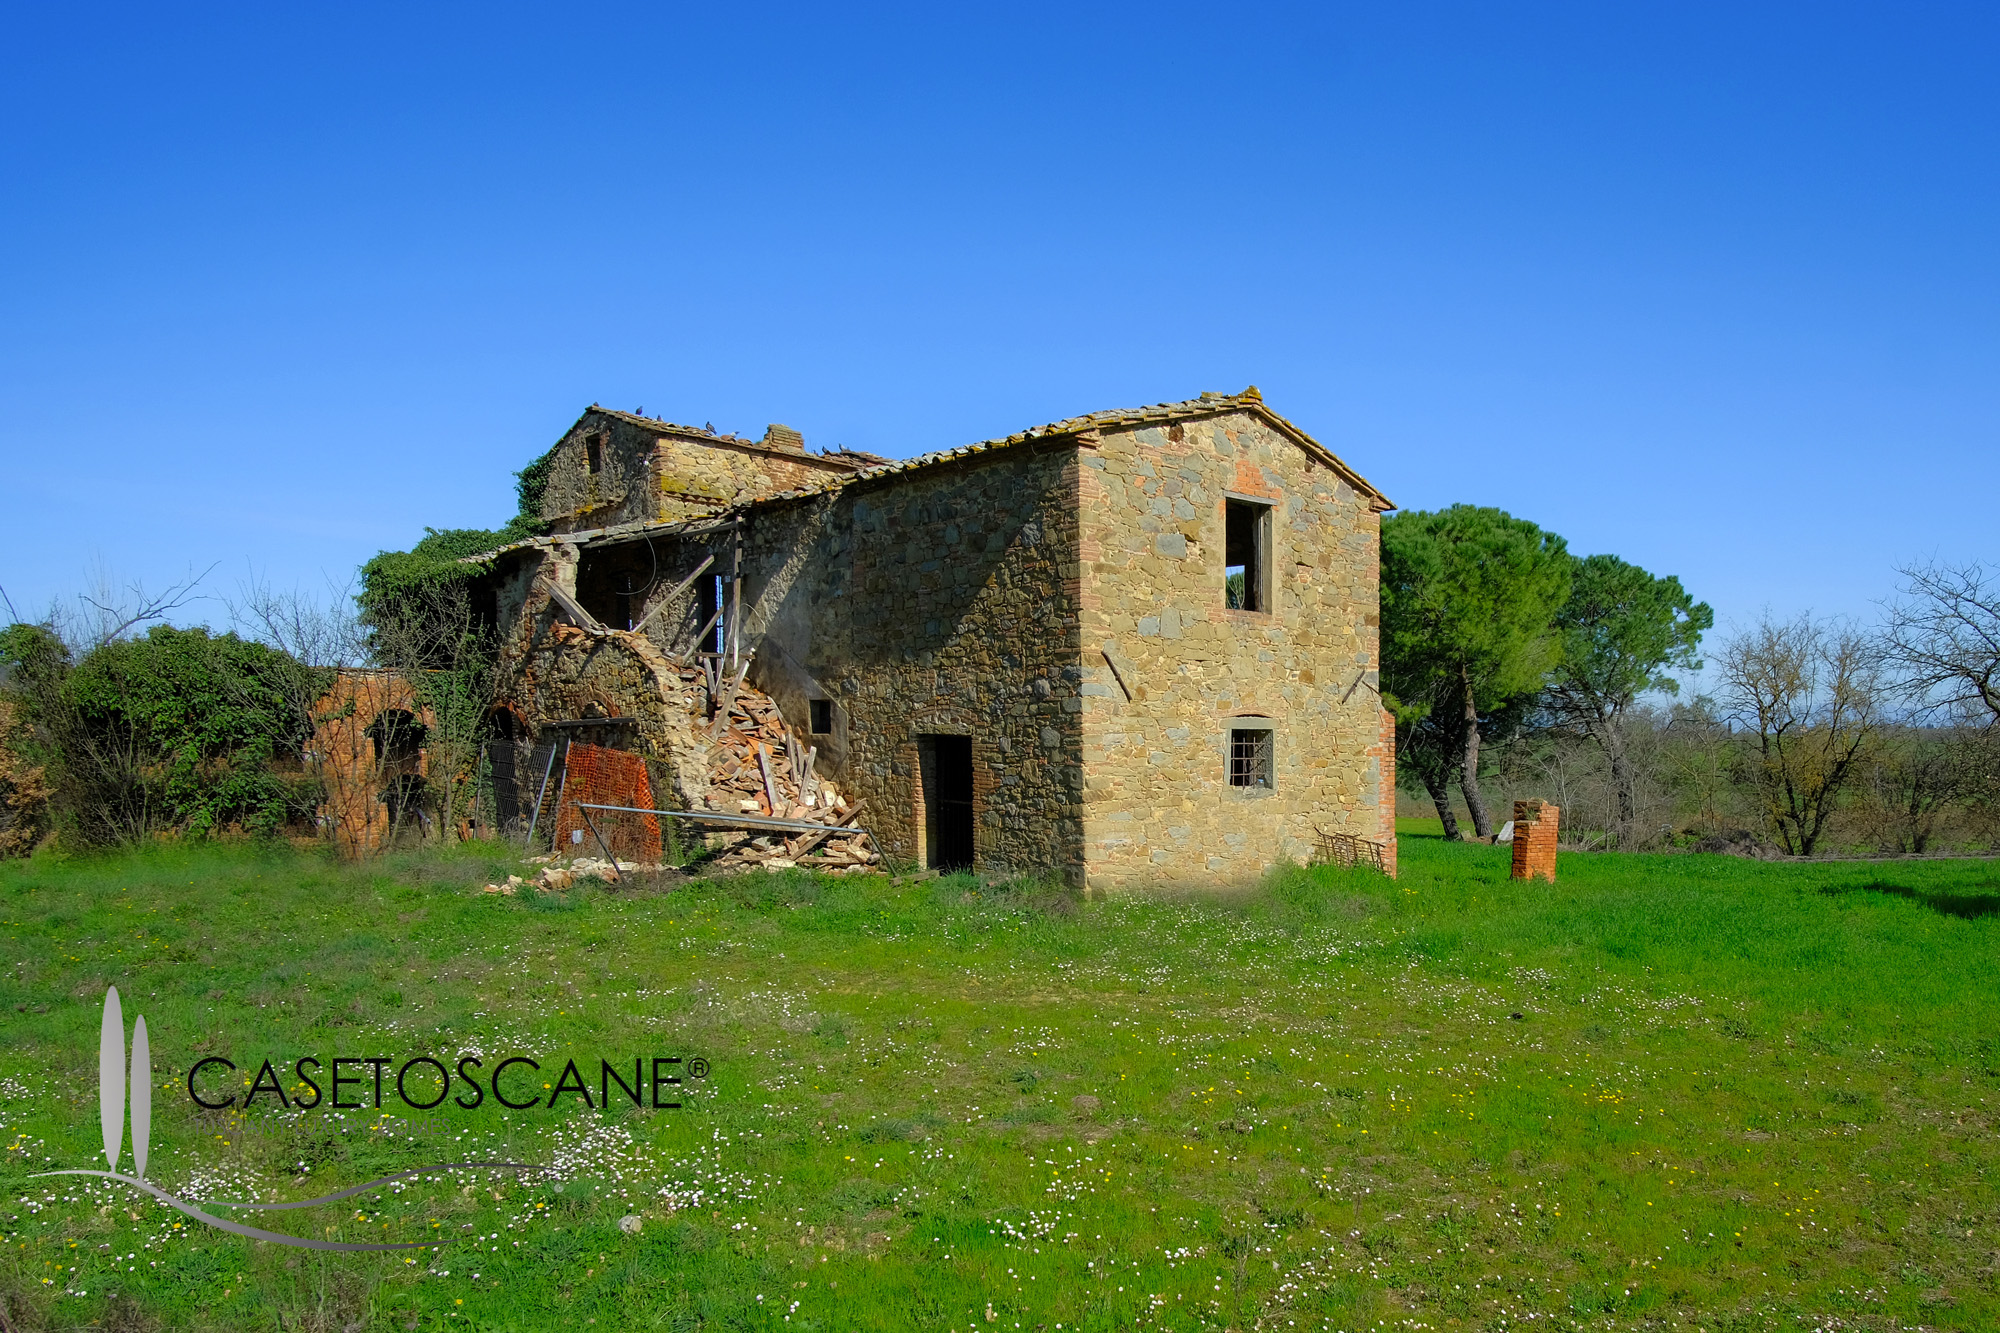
727,531,742,670
684,604,723,661
545,584,605,633
710,659,750,736
755,743,782,815
786,800,868,859
630,555,715,635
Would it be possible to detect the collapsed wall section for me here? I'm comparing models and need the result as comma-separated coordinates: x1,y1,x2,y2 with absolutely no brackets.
485,541,714,816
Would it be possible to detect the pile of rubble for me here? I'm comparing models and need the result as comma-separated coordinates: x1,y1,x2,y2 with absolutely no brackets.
483,856,644,894
680,659,882,875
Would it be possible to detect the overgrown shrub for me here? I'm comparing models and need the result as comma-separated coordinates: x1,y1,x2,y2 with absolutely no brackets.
0,695,52,855
0,622,329,847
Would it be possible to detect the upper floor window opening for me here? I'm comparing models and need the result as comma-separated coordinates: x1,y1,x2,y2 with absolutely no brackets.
585,432,604,475
1225,497,1272,612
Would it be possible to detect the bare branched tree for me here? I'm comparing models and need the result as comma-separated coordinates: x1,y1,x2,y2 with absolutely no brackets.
1717,614,1882,856
68,560,219,650
1654,696,1747,835
232,575,367,671
226,576,371,846
1881,560,2000,728
1855,725,1982,854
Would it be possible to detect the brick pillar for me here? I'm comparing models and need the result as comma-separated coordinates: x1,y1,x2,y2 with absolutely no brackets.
1510,800,1559,882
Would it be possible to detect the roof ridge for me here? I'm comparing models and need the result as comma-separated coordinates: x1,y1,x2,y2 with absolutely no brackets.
475,389,1388,560
735,387,1390,512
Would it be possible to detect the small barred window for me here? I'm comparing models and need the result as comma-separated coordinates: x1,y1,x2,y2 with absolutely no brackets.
1229,727,1273,788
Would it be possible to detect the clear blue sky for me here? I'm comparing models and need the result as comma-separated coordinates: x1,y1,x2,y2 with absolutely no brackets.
3,3,1994,644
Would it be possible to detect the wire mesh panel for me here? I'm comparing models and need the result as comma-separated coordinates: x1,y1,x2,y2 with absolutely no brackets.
554,744,662,863
485,739,521,832
522,741,560,846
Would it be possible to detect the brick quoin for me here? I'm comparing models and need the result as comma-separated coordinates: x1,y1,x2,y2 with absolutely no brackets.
1372,706,1399,879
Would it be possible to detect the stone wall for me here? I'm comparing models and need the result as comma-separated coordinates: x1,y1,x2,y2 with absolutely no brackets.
536,410,866,533
652,426,855,521
536,413,668,533
1073,409,1391,890
718,443,1088,881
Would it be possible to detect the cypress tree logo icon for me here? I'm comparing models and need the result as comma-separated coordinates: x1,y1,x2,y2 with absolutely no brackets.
35,987,530,1252
99,984,148,1180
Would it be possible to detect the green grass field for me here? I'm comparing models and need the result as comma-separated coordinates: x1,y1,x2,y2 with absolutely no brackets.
1,837,1996,1332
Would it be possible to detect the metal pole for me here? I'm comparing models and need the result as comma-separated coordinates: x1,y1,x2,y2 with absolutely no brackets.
577,804,622,881
523,741,559,847
543,740,572,852
575,801,871,838
728,522,742,672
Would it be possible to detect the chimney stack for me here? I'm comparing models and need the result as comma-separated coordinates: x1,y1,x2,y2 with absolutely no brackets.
762,424,804,452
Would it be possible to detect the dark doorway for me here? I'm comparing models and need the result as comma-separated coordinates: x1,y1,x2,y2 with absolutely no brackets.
576,542,657,630
919,734,974,872
485,708,523,832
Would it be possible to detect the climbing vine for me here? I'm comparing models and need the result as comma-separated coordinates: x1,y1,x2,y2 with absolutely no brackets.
514,446,558,522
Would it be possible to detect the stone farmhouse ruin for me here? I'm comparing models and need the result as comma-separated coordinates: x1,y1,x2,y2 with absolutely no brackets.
467,388,1398,891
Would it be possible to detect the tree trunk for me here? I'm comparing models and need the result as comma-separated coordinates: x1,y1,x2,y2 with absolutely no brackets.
1604,724,1636,849
1421,768,1462,841
1458,672,1493,839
